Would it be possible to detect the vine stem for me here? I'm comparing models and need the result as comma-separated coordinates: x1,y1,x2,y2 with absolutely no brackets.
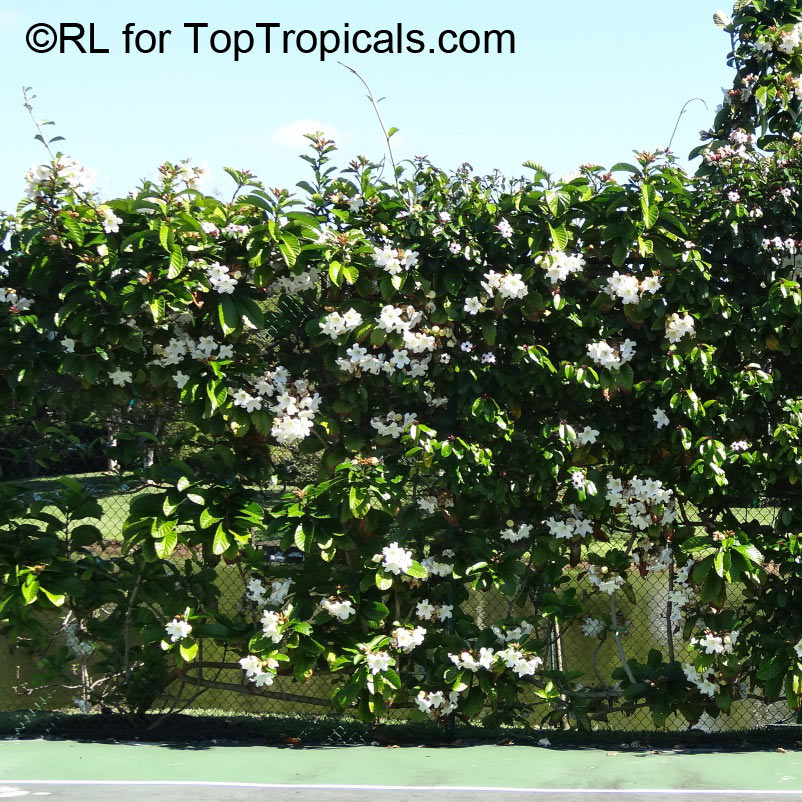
338,62,409,205
667,97,709,152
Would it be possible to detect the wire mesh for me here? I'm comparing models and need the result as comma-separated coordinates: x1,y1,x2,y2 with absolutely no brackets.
0,460,787,741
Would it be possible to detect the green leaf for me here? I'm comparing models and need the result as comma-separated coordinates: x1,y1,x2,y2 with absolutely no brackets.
375,570,393,590
349,486,370,518
40,588,66,607
154,521,178,559
199,508,221,529
548,223,569,250
278,232,301,267
179,640,199,662
238,296,264,329
206,381,227,411
168,245,185,278
212,523,230,555
405,561,429,579
640,184,658,229
21,575,39,605
294,522,313,552
218,297,239,335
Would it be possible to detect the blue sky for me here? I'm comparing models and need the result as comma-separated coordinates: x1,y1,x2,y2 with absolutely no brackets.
0,1,734,209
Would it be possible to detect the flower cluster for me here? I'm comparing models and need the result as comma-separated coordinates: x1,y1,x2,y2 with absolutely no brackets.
261,610,287,643
682,662,717,697
206,262,238,294
239,654,280,687
586,339,636,370
415,688,461,715
665,313,696,343
321,597,356,620
0,289,33,312
604,271,661,304
580,617,606,638
275,267,321,294
391,625,426,652
500,521,533,543
481,270,528,300
380,542,414,575
25,157,96,198
496,647,544,677
538,250,586,284
364,649,394,674
491,620,534,643
246,577,292,607
415,599,453,622
605,476,676,530
370,411,417,439
587,565,625,595
267,374,322,445
320,308,363,339
371,244,419,276
544,509,593,539
692,630,739,655
420,553,454,577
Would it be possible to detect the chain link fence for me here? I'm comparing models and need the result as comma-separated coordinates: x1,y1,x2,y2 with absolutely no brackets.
0,459,788,741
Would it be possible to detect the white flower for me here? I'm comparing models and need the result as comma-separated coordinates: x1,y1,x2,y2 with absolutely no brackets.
392,626,426,652
500,523,533,543
239,655,263,678
233,389,262,413
165,618,192,642
653,408,669,429
578,426,599,445
794,638,802,659
496,218,513,238
586,339,635,370
261,610,284,643
417,496,437,514
321,598,356,620
463,296,483,315
173,371,189,389
415,599,436,620
98,205,123,234
109,369,132,386
539,250,585,284
365,650,393,674
61,337,75,353
581,618,606,638
372,244,418,276
381,542,413,575
665,312,696,343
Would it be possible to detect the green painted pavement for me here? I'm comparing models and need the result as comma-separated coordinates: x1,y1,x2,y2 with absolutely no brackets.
0,740,801,792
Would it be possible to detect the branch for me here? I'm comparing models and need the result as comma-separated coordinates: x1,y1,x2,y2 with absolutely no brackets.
180,673,333,708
